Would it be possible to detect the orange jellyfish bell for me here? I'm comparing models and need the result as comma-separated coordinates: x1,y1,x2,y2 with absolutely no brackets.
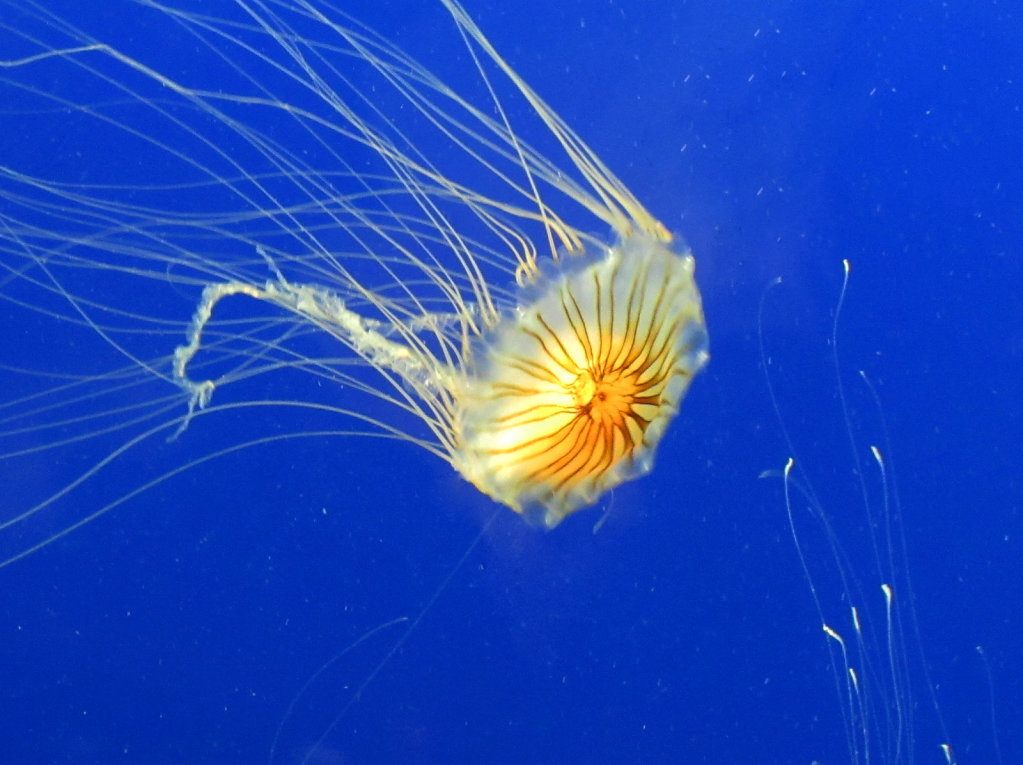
453,229,708,528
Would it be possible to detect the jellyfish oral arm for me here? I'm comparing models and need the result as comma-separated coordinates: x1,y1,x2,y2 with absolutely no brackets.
171,274,445,434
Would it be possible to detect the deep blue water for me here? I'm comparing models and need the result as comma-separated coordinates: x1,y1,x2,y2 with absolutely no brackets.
1,1,1020,763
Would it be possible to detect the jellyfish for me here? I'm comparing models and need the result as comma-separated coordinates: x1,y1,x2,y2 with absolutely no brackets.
0,0,707,555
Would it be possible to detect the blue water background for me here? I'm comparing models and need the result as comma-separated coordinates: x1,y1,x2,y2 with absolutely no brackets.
1,1,1020,763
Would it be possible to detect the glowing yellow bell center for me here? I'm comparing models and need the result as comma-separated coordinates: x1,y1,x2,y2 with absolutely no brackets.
571,368,636,427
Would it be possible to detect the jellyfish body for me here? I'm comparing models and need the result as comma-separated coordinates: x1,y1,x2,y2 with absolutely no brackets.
455,232,707,526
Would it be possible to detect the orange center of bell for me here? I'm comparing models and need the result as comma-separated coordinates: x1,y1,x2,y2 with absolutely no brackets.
571,368,636,428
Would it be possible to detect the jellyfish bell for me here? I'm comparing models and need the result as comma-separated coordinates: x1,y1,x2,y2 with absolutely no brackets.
454,231,707,527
